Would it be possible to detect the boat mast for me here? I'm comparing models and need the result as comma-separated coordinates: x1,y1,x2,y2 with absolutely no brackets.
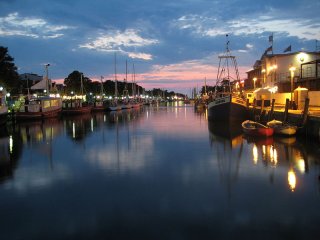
80,73,84,98
216,34,240,94
100,75,104,96
45,63,50,95
114,53,118,102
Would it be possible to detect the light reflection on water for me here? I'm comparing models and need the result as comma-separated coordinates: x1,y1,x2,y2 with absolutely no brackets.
0,104,320,239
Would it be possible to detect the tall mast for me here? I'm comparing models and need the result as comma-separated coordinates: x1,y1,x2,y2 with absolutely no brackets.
114,53,118,100
204,77,207,95
100,76,104,96
45,63,50,95
80,73,84,98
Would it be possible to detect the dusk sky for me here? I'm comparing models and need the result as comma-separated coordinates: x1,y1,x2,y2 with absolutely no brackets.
1,0,319,94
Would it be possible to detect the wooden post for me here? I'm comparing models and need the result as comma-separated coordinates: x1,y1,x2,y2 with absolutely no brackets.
300,98,309,127
283,98,289,123
268,99,275,121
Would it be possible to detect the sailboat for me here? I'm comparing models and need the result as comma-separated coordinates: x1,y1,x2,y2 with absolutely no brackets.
106,53,122,111
92,76,106,111
62,73,92,115
121,60,132,109
15,64,62,120
207,35,248,123
130,63,141,108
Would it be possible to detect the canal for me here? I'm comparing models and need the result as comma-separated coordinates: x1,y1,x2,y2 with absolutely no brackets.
1,103,320,239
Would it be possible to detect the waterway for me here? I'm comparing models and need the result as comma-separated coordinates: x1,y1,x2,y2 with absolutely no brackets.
1,103,320,239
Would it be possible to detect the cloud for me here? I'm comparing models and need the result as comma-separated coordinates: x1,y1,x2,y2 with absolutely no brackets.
0,12,73,39
172,11,320,40
79,29,159,60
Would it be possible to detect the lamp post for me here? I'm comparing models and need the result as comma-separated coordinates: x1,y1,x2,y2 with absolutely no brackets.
253,77,257,90
289,66,296,107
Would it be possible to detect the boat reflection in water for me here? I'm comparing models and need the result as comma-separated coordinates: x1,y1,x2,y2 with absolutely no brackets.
0,127,22,184
209,120,320,193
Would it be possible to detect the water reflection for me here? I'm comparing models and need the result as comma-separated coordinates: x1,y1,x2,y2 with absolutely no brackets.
0,127,22,183
1,106,320,239
208,120,320,194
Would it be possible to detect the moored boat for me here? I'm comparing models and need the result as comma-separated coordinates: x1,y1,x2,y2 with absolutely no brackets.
62,99,92,115
266,119,297,136
207,35,248,123
242,120,274,137
15,96,62,120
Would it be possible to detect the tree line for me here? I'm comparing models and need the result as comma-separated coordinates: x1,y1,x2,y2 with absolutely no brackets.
0,46,185,98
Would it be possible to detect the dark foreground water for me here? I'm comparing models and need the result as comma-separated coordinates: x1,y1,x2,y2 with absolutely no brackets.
1,103,320,240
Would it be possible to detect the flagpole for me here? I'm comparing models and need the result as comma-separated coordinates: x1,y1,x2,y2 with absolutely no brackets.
270,33,274,55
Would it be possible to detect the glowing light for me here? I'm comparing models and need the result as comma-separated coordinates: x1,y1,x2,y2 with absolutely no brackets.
297,159,305,174
253,144,258,164
273,148,278,165
72,122,75,139
288,169,296,192
297,52,307,63
9,135,13,154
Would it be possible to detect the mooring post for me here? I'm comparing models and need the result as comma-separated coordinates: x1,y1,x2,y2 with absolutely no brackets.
300,98,310,127
268,99,275,121
283,98,289,123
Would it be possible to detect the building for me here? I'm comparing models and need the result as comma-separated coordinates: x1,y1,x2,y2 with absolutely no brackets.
246,51,320,92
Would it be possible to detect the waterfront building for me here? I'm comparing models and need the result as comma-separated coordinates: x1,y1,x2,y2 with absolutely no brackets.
246,51,320,92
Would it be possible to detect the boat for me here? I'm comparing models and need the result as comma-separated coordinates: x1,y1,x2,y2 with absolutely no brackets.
62,74,92,115
0,88,8,125
207,35,248,123
242,120,274,137
15,96,62,120
15,64,62,120
266,119,297,136
106,53,122,111
62,98,92,115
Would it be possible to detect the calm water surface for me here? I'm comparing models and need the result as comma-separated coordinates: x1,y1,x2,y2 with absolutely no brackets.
1,103,320,239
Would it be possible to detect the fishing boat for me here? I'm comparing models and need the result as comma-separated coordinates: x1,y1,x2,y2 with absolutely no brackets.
207,35,248,123
266,119,297,136
242,120,274,137
15,96,62,120
62,74,92,115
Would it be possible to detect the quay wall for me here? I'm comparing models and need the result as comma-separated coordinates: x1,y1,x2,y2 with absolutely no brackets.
249,108,320,141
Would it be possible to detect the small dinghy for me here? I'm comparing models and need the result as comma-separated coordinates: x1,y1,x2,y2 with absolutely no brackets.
266,119,297,136
242,120,274,137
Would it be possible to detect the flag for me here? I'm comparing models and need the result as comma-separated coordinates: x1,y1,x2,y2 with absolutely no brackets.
283,45,291,53
269,34,273,43
262,46,273,57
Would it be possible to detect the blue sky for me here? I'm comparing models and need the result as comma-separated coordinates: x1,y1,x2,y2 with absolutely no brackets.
1,0,319,94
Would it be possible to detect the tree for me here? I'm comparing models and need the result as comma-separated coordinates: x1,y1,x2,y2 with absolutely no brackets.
0,46,20,93
64,70,92,94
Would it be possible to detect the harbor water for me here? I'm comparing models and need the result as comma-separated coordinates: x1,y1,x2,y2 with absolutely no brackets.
1,103,320,239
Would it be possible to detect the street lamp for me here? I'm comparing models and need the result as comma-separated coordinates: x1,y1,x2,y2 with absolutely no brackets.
253,77,257,90
289,66,296,106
